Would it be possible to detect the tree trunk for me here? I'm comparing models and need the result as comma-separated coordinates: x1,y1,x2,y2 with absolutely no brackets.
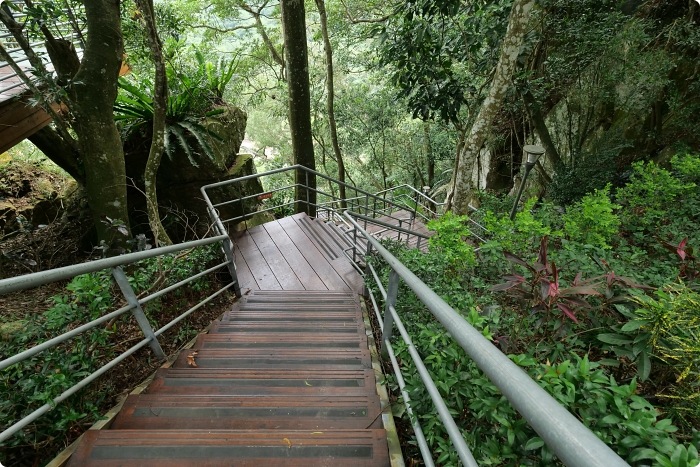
69,0,132,245
136,0,172,247
522,89,563,169
281,0,316,216
451,0,536,215
315,0,347,210
29,126,84,185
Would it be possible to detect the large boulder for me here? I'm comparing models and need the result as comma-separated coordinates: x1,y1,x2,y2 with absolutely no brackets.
124,105,263,239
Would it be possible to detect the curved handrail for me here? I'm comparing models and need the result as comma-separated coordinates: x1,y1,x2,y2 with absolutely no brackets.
343,211,629,467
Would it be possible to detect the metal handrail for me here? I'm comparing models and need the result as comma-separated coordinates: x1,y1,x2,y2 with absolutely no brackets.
200,164,421,227
343,211,630,467
0,234,240,444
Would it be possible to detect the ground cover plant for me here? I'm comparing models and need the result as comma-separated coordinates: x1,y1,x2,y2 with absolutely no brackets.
368,153,700,466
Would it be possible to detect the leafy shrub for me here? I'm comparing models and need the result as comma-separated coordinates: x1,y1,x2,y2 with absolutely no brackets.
390,316,699,466
563,184,621,249
599,284,700,431
480,197,563,270
616,160,696,232
426,212,476,269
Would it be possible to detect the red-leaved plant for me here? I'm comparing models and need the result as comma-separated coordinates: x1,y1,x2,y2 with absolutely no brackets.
491,236,647,329
658,237,698,284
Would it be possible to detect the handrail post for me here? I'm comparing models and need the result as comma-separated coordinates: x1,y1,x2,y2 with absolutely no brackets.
222,237,241,298
381,268,399,358
208,208,242,298
352,227,358,263
111,266,165,359
305,170,310,215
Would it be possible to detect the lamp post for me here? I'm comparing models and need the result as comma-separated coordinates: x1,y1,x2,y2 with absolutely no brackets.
509,145,545,220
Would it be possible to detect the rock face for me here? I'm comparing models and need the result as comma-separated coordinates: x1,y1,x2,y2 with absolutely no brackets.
124,105,263,239
0,161,79,234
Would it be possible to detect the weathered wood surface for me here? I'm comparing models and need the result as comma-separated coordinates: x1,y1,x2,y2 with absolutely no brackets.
232,213,364,293
67,290,390,466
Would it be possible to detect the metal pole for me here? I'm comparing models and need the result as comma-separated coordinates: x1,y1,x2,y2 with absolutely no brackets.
111,267,165,359
381,268,399,358
509,163,534,221
208,208,241,298
305,170,310,215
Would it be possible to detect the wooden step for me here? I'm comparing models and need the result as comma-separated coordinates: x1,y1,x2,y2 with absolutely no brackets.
209,321,365,334
171,349,371,369
68,429,390,466
111,394,383,430
146,368,376,396
223,310,360,321
193,333,367,350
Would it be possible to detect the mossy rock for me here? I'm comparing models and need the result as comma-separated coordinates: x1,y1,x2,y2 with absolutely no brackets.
0,321,24,341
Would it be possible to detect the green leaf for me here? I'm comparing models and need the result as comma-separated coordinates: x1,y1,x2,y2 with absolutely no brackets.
621,320,645,332
670,444,688,467
598,333,632,345
629,448,660,462
524,437,545,451
601,414,622,425
637,351,651,382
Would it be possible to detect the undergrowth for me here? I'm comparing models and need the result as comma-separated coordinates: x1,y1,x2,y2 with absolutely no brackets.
369,153,700,466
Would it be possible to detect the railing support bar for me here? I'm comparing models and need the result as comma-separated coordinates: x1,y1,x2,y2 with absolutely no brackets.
112,267,165,359
208,208,241,298
388,305,478,467
385,341,436,467
380,268,399,358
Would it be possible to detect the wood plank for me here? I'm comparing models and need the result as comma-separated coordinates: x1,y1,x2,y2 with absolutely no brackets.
329,257,364,294
263,220,327,291
248,225,305,290
277,216,350,291
233,245,258,292
236,230,282,290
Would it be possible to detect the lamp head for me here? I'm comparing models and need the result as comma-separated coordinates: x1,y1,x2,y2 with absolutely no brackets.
523,145,545,167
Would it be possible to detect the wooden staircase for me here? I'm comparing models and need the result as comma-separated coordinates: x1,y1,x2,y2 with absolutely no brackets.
67,290,390,466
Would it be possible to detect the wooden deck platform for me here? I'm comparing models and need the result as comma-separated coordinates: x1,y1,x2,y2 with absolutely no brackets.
232,212,364,293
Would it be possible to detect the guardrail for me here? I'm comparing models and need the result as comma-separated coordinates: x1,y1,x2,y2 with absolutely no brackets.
200,165,444,268
0,0,85,100
343,210,630,467
0,234,240,444
200,165,429,229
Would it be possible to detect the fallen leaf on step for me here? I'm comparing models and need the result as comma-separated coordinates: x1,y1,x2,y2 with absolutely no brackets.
304,380,312,386
283,438,291,449
187,351,198,367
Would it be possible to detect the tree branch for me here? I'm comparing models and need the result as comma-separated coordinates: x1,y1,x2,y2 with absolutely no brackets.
339,0,390,24
186,22,258,34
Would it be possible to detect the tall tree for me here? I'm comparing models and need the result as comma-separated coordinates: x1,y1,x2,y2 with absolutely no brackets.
0,0,132,246
135,0,172,246
280,0,316,216
450,0,535,214
315,0,347,209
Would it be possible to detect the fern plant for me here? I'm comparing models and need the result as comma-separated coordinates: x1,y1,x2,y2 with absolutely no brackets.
114,77,224,167
194,51,239,101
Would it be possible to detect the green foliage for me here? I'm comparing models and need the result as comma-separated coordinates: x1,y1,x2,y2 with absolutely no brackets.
426,212,476,268
479,197,563,270
617,160,697,231
563,184,620,249
115,77,224,167
599,285,700,430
